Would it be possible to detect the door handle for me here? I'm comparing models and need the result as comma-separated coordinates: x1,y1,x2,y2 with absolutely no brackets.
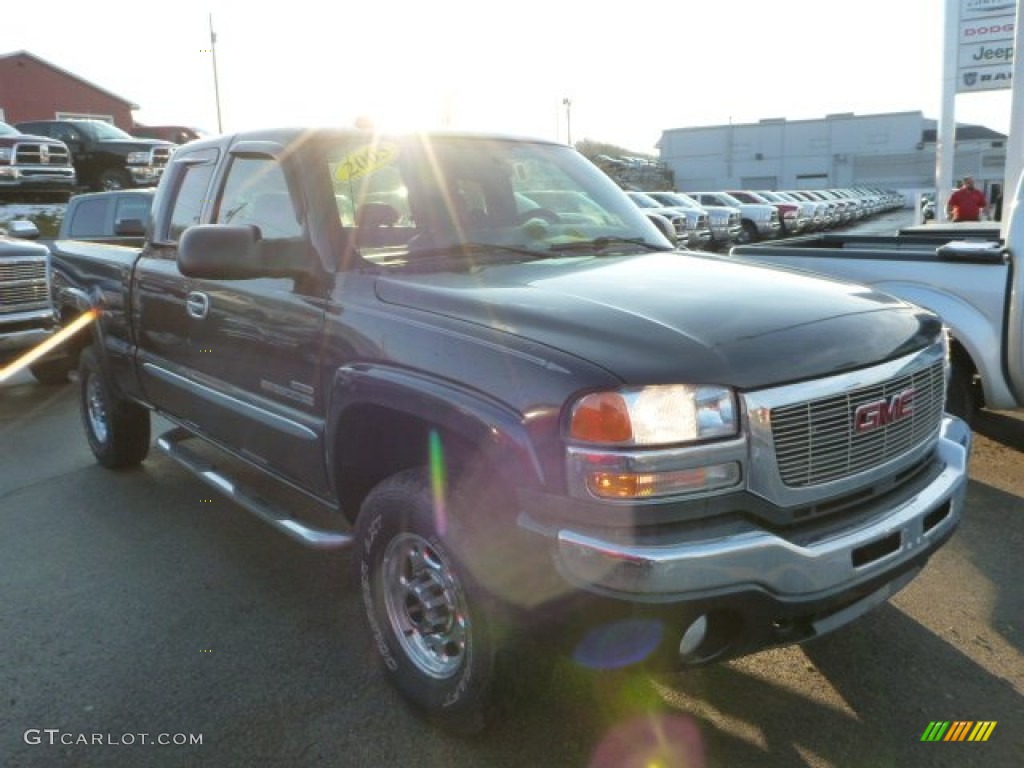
186,291,210,319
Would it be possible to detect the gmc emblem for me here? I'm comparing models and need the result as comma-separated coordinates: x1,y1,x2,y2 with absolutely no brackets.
853,388,916,433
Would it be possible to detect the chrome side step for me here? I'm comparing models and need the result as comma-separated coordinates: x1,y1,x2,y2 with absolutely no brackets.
156,427,353,550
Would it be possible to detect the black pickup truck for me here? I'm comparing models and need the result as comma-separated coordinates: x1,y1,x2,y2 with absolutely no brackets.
49,128,971,732
15,119,174,192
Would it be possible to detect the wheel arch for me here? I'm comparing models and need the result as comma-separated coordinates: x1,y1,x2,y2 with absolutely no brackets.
872,281,1010,410
327,364,552,524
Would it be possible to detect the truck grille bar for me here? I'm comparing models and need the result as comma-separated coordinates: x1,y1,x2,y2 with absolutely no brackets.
743,341,948,509
14,142,71,166
0,260,49,313
771,359,946,487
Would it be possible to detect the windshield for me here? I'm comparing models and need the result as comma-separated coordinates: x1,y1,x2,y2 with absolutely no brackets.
715,192,743,206
79,121,135,141
625,192,662,209
671,192,703,209
654,192,700,209
0,122,18,137
325,136,671,268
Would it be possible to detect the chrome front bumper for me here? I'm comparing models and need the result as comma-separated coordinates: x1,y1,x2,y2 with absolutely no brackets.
553,416,971,599
0,319,56,356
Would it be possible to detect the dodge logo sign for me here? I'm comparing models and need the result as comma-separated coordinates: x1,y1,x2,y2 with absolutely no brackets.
853,389,916,433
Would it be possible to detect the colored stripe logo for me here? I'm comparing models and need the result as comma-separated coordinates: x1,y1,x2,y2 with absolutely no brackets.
921,721,997,742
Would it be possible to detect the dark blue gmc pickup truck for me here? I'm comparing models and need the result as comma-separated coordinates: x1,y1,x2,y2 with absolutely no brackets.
48,128,971,732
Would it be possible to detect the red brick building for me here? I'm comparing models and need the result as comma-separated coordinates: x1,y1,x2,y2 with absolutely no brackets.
0,50,138,130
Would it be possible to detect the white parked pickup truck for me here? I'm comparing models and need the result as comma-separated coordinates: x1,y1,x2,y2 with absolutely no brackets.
730,190,1023,424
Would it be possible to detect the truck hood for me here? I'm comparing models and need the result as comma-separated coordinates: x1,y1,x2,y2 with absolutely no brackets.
96,140,173,151
374,251,941,390
0,133,65,147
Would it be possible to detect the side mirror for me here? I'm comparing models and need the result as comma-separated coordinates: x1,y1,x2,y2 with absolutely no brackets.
179,225,263,279
178,224,313,279
114,218,146,237
6,220,40,240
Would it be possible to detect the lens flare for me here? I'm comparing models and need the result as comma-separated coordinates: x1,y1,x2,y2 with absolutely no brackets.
573,618,664,670
428,429,448,535
0,309,97,383
590,713,705,768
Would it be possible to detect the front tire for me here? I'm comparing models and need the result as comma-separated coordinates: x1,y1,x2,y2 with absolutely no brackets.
355,468,496,734
738,220,759,244
96,169,130,191
946,360,977,425
78,347,150,468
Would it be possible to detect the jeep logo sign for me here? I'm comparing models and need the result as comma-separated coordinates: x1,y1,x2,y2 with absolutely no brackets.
956,0,1016,92
853,389,916,433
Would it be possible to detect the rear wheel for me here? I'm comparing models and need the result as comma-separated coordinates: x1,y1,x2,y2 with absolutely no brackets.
78,347,150,468
355,468,497,734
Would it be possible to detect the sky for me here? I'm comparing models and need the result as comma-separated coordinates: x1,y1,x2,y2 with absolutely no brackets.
4,0,1016,155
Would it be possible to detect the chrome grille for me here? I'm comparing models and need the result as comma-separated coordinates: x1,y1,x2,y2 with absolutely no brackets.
0,283,48,309
771,359,946,487
151,146,173,165
0,260,49,313
0,261,45,281
15,142,71,166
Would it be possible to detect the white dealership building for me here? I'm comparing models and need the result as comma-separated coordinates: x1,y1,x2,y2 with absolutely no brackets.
658,111,1008,205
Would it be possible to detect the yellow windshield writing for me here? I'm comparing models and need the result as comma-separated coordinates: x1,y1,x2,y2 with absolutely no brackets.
335,143,399,182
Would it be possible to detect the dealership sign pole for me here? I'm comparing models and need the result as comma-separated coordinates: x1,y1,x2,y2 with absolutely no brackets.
938,0,958,220
1004,1,1024,235
939,0,1017,220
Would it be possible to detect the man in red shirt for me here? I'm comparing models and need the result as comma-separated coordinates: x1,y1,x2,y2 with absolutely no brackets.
946,176,988,221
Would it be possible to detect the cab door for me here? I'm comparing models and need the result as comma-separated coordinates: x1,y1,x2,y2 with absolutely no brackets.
184,152,330,495
135,145,330,496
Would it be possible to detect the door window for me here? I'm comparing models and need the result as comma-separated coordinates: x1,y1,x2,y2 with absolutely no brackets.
67,197,110,237
163,149,218,242
214,157,302,240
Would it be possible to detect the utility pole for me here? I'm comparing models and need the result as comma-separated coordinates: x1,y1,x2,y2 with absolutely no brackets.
210,13,223,133
562,97,572,146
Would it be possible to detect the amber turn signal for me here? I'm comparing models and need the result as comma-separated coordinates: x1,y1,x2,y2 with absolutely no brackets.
569,392,633,444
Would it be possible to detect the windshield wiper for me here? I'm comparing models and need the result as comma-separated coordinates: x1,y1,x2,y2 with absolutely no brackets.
407,242,551,263
548,237,671,254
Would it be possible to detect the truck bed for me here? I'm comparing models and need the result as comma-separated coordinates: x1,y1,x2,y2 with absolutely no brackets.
733,232,1004,262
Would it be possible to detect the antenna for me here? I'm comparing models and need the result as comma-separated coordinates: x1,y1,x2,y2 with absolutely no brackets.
210,13,223,133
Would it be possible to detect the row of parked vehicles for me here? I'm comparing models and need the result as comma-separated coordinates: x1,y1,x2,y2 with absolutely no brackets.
625,186,906,251
0,118,189,200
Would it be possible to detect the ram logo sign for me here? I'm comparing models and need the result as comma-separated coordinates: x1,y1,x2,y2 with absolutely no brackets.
853,389,916,434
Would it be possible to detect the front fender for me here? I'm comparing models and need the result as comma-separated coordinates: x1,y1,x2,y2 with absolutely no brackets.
326,363,557,501
871,281,1014,409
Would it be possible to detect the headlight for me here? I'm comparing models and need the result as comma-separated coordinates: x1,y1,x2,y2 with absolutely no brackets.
0,147,11,164
126,151,151,164
568,384,737,447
